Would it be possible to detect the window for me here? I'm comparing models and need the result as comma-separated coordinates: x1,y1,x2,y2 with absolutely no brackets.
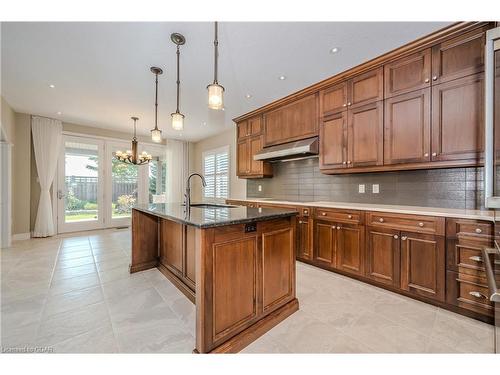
203,146,229,200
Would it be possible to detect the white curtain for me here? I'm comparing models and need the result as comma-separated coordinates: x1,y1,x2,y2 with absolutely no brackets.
165,139,189,203
31,116,62,237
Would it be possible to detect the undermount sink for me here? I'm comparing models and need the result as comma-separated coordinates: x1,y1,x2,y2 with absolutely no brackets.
183,203,238,209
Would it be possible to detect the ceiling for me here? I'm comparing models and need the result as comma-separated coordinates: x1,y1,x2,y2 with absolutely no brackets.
1,21,451,142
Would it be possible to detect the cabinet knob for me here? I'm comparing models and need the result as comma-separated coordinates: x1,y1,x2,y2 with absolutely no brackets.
298,220,303,224
401,236,408,241
424,78,430,83
379,218,384,223
418,222,424,227
393,234,399,239
336,226,341,230
347,160,352,164
432,152,437,157
347,102,352,106
342,161,347,165
424,153,429,157
304,210,308,214
469,255,483,262
348,215,353,219
432,76,438,81
475,228,482,234
322,212,327,216
343,103,347,107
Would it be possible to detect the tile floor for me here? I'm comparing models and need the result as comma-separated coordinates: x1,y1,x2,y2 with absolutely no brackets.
1,229,495,353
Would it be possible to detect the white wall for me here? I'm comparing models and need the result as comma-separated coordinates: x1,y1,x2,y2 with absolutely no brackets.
191,127,246,202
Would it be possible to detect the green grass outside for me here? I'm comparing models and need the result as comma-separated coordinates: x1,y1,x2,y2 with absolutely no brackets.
65,210,131,222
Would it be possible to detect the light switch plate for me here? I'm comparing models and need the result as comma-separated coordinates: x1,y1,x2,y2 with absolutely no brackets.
372,184,380,194
258,185,262,192
358,184,365,194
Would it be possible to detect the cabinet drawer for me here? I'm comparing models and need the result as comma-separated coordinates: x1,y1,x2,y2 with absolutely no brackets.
446,271,494,317
315,208,364,224
366,211,444,235
300,207,311,217
446,218,493,238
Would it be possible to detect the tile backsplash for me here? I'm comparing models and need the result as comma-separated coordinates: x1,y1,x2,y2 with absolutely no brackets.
246,157,485,209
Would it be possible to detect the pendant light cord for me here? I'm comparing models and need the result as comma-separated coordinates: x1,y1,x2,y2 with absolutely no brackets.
133,118,137,140
176,45,180,113
154,72,159,130
213,21,218,84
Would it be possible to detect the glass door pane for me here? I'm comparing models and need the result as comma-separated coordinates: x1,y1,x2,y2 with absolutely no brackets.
147,156,167,204
57,136,104,233
111,158,138,219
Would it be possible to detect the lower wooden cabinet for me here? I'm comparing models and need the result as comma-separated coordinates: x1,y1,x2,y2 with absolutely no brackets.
446,271,495,318
314,220,337,267
336,223,365,276
365,226,401,287
400,232,445,302
297,217,312,261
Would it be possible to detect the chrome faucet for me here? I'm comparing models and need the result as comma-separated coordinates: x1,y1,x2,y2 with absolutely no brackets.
184,172,207,209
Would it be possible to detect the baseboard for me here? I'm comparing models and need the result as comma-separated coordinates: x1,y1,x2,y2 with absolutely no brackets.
12,232,30,241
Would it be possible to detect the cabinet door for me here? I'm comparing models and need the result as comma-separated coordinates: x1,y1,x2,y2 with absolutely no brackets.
384,49,431,98
401,232,445,302
184,225,196,290
431,73,484,162
314,220,336,266
337,223,365,275
249,136,263,175
237,121,249,139
297,217,311,261
159,219,184,278
347,101,383,168
248,115,262,136
319,111,347,169
348,67,383,108
365,226,400,287
237,139,249,176
384,88,431,165
431,28,485,85
321,82,348,117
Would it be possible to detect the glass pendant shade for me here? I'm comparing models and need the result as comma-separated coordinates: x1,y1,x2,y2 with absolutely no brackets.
171,112,184,131
151,128,162,143
207,83,224,110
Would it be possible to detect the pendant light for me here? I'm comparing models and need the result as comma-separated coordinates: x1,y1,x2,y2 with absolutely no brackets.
207,21,224,110
170,33,186,131
150,67,163,143
115,117,152,165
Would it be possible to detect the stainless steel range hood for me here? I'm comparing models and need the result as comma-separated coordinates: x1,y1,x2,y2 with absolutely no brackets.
253,137,319,162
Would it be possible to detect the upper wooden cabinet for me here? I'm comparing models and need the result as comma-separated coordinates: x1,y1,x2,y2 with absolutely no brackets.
237,115,262,140
385,49,431,98
319,111,347,169
431,28,486,85
321,67,383,117
237,134,273,179
263,93,319,147
431,73,484,162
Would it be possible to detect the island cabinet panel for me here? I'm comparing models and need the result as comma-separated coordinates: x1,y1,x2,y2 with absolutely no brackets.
400,232,445,302
297,217,312,261
431,28,485,85
384,49,431,98
212,237,258,341
130,210,159,272
365,226,401,287
347,101,384,167
431,73,484,162
336,223,365,276
314,220,337,267
319,112,346,169
159,219,184,278
184,225,197,290
263,93,318,147
384,88,431,165
262,228,295,312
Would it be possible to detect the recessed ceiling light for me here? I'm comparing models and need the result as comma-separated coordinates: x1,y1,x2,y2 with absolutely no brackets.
49,84,55,88
279,75,286,80
202,122,207,126
56,111,62,115
330,47,340,54
245,94,252,99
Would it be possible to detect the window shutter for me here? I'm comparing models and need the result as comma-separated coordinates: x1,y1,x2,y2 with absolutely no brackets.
203,147,229,199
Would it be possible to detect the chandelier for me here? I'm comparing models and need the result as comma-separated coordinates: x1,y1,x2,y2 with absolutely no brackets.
115,117,152,165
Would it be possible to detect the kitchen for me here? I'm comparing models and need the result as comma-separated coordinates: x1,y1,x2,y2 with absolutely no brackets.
1,4,499,374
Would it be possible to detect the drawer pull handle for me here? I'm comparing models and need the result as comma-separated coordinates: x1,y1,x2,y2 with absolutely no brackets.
401,236,408,241
469,291,487,299
393,235,399,239
322,212,327,216
348,215,353,219
418,222,424,227
475,228,482,234
469,255,483,262
379,218,384,223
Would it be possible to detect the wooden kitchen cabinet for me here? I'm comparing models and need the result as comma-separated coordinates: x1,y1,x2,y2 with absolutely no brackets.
297,217,312,261
431,73,484,163
337,223,365,276
237,115,262,139
237,139,250,175
365,226,401,287
263,93,319,147
314,220,337,267
400,232,445,302
236,135,272,179
319,111,347,169
384,88,431,165
384,49,431,98
348,67,384,108
320,82,348,116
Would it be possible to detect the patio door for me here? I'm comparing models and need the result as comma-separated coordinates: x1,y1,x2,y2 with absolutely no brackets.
57,136,105,233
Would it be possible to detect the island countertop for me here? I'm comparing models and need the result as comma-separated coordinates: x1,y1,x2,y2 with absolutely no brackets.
133,202,298,228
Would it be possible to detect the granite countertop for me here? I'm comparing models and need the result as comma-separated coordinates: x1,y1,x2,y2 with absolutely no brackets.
228,198,495,221
133,203,298,228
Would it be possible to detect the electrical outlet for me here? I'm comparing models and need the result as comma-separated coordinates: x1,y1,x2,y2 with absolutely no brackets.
258,185,262,192
358,184,365,194
372,184,380,194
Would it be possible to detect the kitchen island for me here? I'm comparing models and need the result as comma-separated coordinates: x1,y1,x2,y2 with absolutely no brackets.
129,203,299,353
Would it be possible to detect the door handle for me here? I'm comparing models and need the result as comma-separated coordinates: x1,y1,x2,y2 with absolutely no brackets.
57,190,66,199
